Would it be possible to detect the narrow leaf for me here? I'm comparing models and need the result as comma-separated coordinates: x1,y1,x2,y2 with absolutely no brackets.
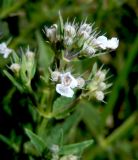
59,139,94,155
25,128,46,154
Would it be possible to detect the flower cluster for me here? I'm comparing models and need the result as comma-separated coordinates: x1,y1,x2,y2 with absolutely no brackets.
50,70,85,97
44,17,119,100
44,20,119,61
0,42,12,58
9,48,36,91
87,67,112,102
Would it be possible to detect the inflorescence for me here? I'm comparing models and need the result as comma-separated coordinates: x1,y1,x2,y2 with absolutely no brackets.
44,17,119,101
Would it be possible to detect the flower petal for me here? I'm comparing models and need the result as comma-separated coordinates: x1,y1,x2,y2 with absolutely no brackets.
96,36,108,49
107,37,119,49
56,84,74,97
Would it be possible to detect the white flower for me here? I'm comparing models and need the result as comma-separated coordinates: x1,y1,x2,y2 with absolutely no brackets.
60,72,78,88
64,23,76,38
96,36,119,50
56,84,74,97
96,36,108,50
56,72,78,97
95,91,104,101
107,37,119,49
0,42,12,58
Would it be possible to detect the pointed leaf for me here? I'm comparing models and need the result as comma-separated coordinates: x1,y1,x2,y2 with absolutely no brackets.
25,128,46,154
36,31,54,77
59,139,94,155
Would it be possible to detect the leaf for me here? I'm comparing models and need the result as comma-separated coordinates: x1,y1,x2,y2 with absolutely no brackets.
59,139,94,155
44,112,81,148
88,62,97,80
25,128,46,155
36,31,54,79
53,97,74,112
52,96,75,119
80,101,102,136
3,70,23,92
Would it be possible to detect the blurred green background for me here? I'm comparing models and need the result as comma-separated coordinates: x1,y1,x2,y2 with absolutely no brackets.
0,0,138,159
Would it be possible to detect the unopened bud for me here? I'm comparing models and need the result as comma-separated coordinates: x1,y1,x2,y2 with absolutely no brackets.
26,50,34,60
64,23,76,38
79,23,92,34
95,70,106,82
98,82,106,91
83,43,96,55
51,71,61,81
60,154,78,160
45,24,57,42
50,144,59,154
95,91,104,101
10,63,20,74
64,37,73,46
77,77,85,88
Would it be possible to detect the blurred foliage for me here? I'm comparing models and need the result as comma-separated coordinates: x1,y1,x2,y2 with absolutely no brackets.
0,0,138,159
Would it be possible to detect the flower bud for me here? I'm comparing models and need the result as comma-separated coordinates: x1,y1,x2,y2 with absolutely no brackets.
60,155,78,160
78,23,92,35
98,82,106,91
51,71,61,82
64,37,73,46
64,23,76,38
45,24,57,42
50,144,59,154
83,43,96,55
26,50,34,61
95,70,106,82
95,91,104,101
77,77,85,88
10,63,20,74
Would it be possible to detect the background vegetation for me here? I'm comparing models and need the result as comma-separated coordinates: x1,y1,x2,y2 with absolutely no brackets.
0,0,138,159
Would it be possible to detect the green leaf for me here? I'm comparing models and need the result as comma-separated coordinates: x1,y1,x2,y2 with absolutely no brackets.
36,31,54,81
80,101,102,136
59,139,94,155
53,97,74,112
53,96,75,119
25,128,46,155
3,70,23,92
